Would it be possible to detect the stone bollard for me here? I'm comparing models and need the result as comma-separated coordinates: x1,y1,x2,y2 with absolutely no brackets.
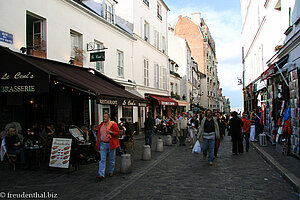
156,138,164,152
120,154,132,173
142,145,151,160
165,135,172,146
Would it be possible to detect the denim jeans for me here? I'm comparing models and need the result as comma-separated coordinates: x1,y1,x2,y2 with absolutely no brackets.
202,138,215,162
98,142,116,177
7,148,25,164
145,130,153,148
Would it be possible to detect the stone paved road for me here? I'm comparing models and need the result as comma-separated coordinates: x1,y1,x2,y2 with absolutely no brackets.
1,135,299,200
110,136,299,200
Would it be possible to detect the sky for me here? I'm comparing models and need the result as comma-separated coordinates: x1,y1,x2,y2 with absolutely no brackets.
164,0,243,109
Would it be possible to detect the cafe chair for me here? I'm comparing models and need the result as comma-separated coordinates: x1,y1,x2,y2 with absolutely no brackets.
126,131,136,151
0,139,17,171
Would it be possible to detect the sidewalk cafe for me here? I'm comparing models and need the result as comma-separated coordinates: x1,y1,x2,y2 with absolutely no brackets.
0,46,146,170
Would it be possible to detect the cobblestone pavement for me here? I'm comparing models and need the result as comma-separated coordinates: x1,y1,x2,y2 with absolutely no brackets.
1,134,300,200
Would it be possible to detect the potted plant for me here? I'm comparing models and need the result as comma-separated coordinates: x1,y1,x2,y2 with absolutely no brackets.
72,47,84,67
28,38,47,58
274,44,283,52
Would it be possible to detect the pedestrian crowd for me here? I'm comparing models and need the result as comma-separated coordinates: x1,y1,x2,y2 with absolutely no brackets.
143,109,253,166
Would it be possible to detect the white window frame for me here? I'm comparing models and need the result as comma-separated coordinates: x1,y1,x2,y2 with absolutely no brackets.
117,50,124,77
154,63,159,89
70,30,82,60
144,20,150,42
94,40,104,73
162,67,167,90
144,58,149,86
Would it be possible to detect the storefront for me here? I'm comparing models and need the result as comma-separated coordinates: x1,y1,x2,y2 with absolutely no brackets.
145,94,178,119
0,46,146,131
243,83,255,113
264,53,300,158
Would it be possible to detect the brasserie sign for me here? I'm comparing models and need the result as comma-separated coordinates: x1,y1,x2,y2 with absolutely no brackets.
0,71,37,93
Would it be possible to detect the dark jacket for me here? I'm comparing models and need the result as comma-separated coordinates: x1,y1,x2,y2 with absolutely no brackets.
229,116,244,136
145,117,155,130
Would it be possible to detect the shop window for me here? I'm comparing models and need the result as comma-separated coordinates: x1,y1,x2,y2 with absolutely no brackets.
95,40,104,73
122,106,133,123
117,50,124,77
26,12,47,58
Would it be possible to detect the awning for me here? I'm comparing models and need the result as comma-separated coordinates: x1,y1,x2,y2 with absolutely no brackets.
0,46,146,105
176,100,189,107
261,65,275,81
146,94,178,106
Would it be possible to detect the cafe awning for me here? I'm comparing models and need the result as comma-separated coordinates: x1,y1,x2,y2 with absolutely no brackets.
146,94,178,106
0,46,146,105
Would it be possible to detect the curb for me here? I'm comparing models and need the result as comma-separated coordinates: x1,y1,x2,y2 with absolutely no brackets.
251,142,300,193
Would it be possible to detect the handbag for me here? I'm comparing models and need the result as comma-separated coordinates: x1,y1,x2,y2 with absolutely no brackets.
192,140,201,154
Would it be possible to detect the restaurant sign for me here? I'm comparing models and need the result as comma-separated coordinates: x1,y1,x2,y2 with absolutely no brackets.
122,99,137,106
90,51,105,62
98,99,118,105
0,71,37,93
160,101,176,106
49,138,72,169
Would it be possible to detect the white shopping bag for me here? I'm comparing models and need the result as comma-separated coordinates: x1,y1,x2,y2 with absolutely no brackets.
192,140,201,154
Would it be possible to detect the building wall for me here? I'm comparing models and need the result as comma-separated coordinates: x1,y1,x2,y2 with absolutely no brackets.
241,0,295,86
115,0,169,98
174,16,205,73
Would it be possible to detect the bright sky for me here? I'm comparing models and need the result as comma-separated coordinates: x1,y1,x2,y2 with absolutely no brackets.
164,0,243,109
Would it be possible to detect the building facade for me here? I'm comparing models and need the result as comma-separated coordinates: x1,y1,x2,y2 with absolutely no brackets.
0,0,148,128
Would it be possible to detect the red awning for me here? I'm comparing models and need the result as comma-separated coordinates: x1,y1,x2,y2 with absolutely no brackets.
261,65,275,81
147,94,178,106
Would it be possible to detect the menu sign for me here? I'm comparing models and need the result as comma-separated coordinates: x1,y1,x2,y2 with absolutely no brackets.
49,138,72,168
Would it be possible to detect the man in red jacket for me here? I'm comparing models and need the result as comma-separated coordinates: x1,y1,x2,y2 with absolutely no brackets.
242,113,251,152
95,113,120,180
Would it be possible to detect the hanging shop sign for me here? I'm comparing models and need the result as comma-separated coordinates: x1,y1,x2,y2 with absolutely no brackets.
90,51,105,62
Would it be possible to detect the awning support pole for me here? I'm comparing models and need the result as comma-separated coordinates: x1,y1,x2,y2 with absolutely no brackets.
275,63,289,87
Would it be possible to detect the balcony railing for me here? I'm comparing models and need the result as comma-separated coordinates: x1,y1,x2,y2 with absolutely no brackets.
143,0,149,7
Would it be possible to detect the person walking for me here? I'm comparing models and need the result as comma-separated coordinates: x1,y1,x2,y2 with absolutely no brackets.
144,112,155,148
178,112,188,146
242,113,251,152
95,113,120,180
197,109,220,166
229,111,244,155
214,113,226,158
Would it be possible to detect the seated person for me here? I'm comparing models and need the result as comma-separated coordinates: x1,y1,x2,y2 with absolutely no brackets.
24,128,40,146
5,128,26,167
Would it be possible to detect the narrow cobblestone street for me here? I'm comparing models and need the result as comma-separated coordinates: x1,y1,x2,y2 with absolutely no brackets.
1,134,299,200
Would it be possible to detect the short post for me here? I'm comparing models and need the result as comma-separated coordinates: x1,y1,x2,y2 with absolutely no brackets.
142,145,151,160
156,138,164,152
165,135,172,146
120,154,132,173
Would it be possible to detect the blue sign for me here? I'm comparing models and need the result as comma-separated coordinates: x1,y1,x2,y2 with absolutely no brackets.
0,30,13,44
